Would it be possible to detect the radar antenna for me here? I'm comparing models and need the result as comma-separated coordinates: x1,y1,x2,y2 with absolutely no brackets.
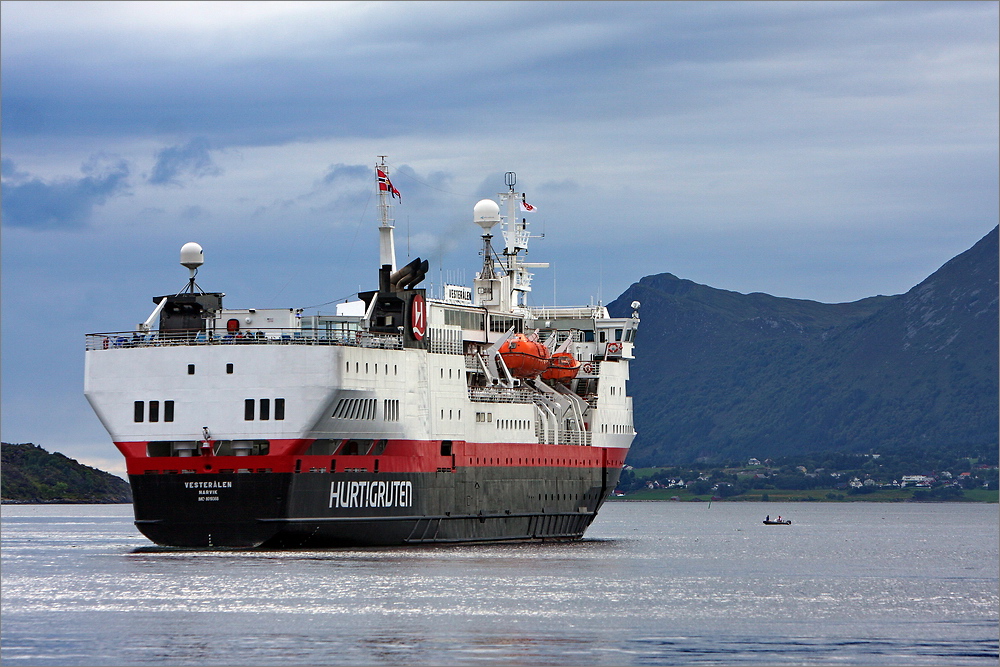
179,242,205,294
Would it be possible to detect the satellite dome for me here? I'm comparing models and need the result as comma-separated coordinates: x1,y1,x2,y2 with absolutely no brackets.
180,242,204,270
473,199,501,231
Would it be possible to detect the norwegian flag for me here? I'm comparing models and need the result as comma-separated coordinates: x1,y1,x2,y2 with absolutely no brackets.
520,200,536,212
377,168,401,200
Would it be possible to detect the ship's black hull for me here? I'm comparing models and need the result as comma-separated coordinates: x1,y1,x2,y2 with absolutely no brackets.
130,464,622,548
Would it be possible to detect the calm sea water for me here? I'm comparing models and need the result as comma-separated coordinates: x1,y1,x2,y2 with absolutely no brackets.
1,501,996,666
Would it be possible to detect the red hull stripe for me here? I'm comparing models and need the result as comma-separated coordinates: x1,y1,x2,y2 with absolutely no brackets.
116,439,628,475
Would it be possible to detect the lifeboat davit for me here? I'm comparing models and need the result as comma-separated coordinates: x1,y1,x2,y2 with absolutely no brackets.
499,334,551,378
542,352,581,383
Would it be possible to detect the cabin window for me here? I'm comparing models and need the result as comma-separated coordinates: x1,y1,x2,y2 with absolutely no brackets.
583,331,595,342
615,329,623,341
274,398,285,421
149,400,160,422
599,331,606,342
164,400,175,422
187,364,195,375
134,401,144,422
226,363,234,374
244,398,255,421
260,398,270,421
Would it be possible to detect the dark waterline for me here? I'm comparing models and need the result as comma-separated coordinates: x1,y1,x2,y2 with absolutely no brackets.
2,502,997,665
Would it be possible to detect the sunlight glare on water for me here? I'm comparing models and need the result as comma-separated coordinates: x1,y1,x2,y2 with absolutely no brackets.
1,501,997,665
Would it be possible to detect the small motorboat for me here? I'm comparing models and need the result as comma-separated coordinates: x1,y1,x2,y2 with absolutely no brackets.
763,519,792,525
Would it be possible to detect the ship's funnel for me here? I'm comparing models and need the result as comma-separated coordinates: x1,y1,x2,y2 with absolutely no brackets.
389,257,429,290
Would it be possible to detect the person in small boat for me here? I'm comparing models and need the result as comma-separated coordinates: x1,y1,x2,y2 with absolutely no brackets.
765,515,770,522
777,516,782,522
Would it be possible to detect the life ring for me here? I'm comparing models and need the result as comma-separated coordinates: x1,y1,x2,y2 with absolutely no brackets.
581,362,593,374
607,342,622,354
102,338,109,349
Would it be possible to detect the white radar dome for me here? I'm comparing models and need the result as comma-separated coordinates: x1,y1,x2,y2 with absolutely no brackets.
473,199,501,231
180,242,204,270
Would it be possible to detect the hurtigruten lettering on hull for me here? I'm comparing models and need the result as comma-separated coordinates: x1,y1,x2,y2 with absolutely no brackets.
330,480,413,509
84,159,638,548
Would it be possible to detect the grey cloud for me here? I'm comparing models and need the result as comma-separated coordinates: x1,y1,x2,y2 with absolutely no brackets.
2,3,995,150
148,138,220,185
539,179,580,194
322,163,369,185
1,156,130,229
2,157,31,180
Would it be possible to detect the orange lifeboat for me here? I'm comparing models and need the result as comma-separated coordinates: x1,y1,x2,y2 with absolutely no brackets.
499,334,551,378
542,352,581,383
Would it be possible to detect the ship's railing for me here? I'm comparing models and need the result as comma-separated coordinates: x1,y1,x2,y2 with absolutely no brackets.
427,327,463,355
86,329,403,351
557,430,592,447
529,305,607,320
465,354,482,370
468,386,536,404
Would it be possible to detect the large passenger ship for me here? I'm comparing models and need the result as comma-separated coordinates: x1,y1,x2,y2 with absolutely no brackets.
84,160,639,548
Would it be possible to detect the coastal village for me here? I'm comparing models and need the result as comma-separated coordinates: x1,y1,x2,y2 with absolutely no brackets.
615,453,1000,502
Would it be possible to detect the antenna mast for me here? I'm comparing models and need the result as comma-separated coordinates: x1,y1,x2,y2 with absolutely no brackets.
499,171,547,308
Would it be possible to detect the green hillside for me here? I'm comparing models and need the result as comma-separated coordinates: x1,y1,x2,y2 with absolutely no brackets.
1,442,132,503
610,226,998,466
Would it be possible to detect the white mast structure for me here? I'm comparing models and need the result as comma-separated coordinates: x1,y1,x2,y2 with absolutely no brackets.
500,172,547,310
473,171,547,312
377,156,397,272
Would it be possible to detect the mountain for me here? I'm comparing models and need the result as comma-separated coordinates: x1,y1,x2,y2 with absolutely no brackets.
1,442,132,503
609,226,999,466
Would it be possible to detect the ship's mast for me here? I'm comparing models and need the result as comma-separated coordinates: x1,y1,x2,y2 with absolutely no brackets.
376,156,397,272
499,172,547,309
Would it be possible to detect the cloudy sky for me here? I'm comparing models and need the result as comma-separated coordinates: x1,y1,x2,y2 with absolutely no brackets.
2,1,997,475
